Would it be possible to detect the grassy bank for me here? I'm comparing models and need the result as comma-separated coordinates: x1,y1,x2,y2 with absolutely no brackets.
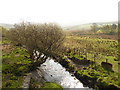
30,77,63,89
2,39,63,89
2,44,31,88
57,55,120,89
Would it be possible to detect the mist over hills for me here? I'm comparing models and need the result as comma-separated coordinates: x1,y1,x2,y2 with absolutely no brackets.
0,23,14,28
0,21,117,30
64,21,117,31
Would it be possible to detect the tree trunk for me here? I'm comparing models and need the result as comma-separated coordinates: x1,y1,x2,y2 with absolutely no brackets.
30,55,48,70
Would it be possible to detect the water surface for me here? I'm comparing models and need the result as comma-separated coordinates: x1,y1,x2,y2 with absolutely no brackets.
39,58,90,89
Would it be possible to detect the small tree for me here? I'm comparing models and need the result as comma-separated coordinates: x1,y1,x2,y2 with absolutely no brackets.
0,26,7,37
8,22,65,67
91,23,98,34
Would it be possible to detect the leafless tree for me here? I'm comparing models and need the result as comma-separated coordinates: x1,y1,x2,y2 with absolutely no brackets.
8,22,65,66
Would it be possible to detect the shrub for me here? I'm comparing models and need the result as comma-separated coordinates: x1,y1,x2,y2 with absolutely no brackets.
42,82,63,89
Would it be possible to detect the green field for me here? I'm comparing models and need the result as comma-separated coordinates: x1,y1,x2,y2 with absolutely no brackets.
2,44,31,88
1,23,119,89
64,36,118,72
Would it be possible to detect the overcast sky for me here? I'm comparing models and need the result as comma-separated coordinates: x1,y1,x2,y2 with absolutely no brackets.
0,0,119,26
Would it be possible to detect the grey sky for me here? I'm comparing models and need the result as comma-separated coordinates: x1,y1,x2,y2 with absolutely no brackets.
0,0,119,26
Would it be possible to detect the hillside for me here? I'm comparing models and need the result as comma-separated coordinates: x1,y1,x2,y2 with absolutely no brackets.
64,21,117,31
0,23,14,28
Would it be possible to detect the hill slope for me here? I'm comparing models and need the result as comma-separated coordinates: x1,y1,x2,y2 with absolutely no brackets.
64,21,117,31
0,23,14,28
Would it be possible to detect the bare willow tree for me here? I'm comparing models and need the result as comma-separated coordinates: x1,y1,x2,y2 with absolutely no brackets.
8,22,65,66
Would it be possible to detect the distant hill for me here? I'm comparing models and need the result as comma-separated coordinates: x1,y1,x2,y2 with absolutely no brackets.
0,23,14,28
93,21,117,25
0,21,117,30
64,24,92,31
64,21,117,31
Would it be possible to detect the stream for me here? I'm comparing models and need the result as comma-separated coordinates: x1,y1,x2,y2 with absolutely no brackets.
38,58,92,89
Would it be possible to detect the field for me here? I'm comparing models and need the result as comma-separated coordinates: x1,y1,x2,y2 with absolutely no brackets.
2,38,62,88
60,35,120,89
2,38,31,88
64,35,118,72
1,23,120,89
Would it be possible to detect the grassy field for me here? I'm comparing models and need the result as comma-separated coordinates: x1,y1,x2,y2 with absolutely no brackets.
2,42,31,88
64,36,118,73
2,38,63,89
62,35,120,88
1,34,119,89
60,55,120,89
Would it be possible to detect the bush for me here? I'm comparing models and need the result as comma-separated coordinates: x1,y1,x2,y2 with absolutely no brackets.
42,82,63,89
10,76,18,80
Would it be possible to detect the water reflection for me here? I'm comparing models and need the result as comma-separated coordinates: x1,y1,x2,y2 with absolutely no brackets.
39,58,90,89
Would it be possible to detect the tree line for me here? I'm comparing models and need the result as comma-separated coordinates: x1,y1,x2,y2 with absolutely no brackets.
91,23,118,35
